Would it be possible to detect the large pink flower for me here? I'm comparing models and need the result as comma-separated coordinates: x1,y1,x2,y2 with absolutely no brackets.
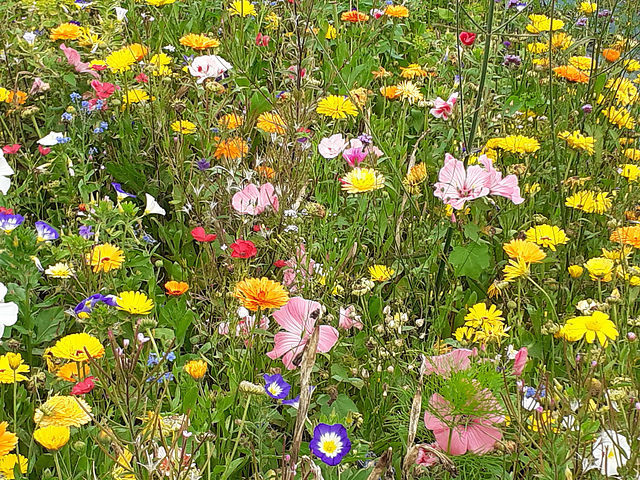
231,183,279,215
429,92,458,120
421,348,476,377
424,391,503,455
266,297,339,369
479,156,524,205
318,134,347,159
433,153,490,210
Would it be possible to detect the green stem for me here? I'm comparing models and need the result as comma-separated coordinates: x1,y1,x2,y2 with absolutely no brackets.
12,372,17,435
54,452,64,480
221,395,251,480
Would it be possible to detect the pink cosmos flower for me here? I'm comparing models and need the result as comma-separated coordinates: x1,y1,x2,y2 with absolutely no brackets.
429,92,459,120
433,153,490,210
266,297,339,369
188,55,232,84
60,43,100,78
339,305,363,330
479,156,524,205
513,347,528,376
421,348,476,377
231,183,279,215
318,134,348,159
424,391,503,455
91,80,117,100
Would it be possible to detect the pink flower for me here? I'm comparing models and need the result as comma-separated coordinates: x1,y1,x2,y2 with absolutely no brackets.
218,322,230,335
318,134,347,159
191,226,217,242
415,444,441,467
230,239,257,258
339,305,363,330
255,32,270,46
188,55,232,84
38,145,51,156
91,80,117,100
231,183,279,215
2,145,20,155
71,376,95,395
513,347,528,376
60,43,100,78
479,155,524,205
429,92,458,120
424,391,503,455
342,146,368,167
459,31,476,46
421,348,476,377
29,78,50,95
266,297,339,369
287,65,306,79
135,73,149,83
433,153,490,210
282,244,315,292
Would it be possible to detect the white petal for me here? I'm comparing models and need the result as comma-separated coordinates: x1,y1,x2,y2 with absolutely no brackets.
145,193,166,215
0,302,18,327
0,176,10,195
0,153,13,177
0,283,6,302
37,131,63,146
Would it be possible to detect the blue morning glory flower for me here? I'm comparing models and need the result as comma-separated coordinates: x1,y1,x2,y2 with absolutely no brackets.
309,423,351,466
0,213,25,233
111,183,136,201
35,221,59,242
263,373,291,399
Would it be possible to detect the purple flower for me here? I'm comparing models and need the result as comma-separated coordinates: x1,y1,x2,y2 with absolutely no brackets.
35,221,59,242
576,16,588,26
263,374,291,399
597,9,610,17
74,294,117,318
357,133,373,145
309,423,351,466
78,225,93,239
502,55,521,67
582,104,593,114
111,183,136,200
196,158,211,171
0,213,24,233
503,40,512,48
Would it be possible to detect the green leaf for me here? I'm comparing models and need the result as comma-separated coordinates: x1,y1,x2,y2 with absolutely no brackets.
34,307,65,344
449,242,491,280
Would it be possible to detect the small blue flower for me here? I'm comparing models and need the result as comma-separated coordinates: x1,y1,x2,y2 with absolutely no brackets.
165,352,176,362
142,234,156,244
159,372,174,382
147,353,159,367
78,225,93,239
263,374,291,399
100,122,109,130
70,92,81,102
196,158,211,171
525,387,536,397
94,127,104,134
61,112,73,122
57,137,71,144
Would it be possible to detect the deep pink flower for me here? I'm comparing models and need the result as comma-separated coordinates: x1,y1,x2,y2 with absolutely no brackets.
421,348,476,377
256,32,270,46
478,155,524,205
38,145,51,156
424,391,503,455
230,239,257,258
71,376,96,395
191,226,217,242
91,80,117,100
338,305,363,330
318,134,347,159
232,183,279,215
433,153,490,210
135,73,149,83
29,78,50,95
342,146,368,167
415,444,441,467
459,31,476,46
513,347,528,376
2,145,20,155
274,259,286,268
266,297,339,369
429,92,458,120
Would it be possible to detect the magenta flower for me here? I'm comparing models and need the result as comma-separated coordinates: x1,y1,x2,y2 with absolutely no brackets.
478,155,524,205
433,153,490,210
424,391,503,455
421,348,476,377
266,297,339,370
231,183,279,215
342,146,368,167
429,92,458,120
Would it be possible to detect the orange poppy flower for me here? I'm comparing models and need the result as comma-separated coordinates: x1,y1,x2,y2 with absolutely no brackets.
165,281,189,295
552,65,589,83
341,10,369,22
380,86,400,99
602,49,621,62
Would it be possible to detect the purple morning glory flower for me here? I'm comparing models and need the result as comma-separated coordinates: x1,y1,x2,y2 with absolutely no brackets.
74,294,117,318
78,225,93,239
196,158,211,171
0,213,25,233
35,221,59,242
282,386,316,408
111,183,136,200
309,423,351,466
263,374,291,399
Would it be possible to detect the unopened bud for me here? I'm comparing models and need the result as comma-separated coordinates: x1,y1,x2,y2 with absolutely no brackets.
239,380,265,396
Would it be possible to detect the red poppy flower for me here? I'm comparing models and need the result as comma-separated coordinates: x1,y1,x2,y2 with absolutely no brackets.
459,31,476,46
274,260,286,268
135,73,149,83
0,207,14,214
256,32,270,47
71,376,95,395
2,144,20,154
191,226,217,242
39,145,52,156
230,239,257,258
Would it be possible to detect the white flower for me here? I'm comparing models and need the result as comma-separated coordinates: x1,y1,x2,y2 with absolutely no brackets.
37,131,64,146
188,55,232,84
584,430,631,476
144,193,166,215
114,7,128,20
22,31,37,45
0,152,14,195
163,45,176,52
0,283,19,336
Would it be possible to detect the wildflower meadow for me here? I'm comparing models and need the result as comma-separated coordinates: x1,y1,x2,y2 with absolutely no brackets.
1,0,640,477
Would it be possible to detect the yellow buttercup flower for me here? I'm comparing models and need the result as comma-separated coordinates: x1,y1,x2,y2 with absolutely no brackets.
619,164,640,182
34,395,92,428
624,59,640,72
565,191,596,212
525,225,568,251
146,0,176,5
602,106,635,129
569,56,595,71
184,360,208,379
51,333,105,362
229,0,257,16
316,95,358,119
325,24,337,40
625,148,640,161
464,303,504,326
579,1,597,14
527,42,549,54
526,15,564,33
495,135,540,154
369,265,394,281
87,243,125,273
605,78,638,106
33,426,70,450
105,49,137,73
171,120,196,134
340,168,385,194
116,291,154,315
551,32,573,50
562,311,618,346
584,257,614,282
122,89,154,106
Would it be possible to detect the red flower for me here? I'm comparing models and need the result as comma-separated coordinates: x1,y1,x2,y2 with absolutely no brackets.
252,224,261,232
230,239,257,258
0,207,14,214
459,32,476,46
135,73,149,83
71,376,95,395
191,226,217,242
91,63,108,71
91,80,117,100
38,145,52,156
274,260,286,268
2,144,20,154
256,32,270,47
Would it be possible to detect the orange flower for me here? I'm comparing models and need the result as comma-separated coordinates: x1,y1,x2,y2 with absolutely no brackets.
125,43,148,61
0,422,17,457
213,137,249,160
219,113,244,129
56,362,91,382
380,86,399,99
256,165,275,179
552,65,589,83
234,277,289,311
165,281,189,295
50,23,82,41
341,10,369,22
385,5,409,17
602,49,621,62
5,91,28,105
610,226,640,248
179,33,221,50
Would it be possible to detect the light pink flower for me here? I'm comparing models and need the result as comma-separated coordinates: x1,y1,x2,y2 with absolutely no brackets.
424,391,503,455
513,347,528,376
218,322,230,335
231,183,279,215
479,156,524,205
339,305,363,330
282,244,315,292
60,43,100,78
421,348,476,377
266,297,339,369
415,443,441,467
429,92,458,120
29,78,50,95
318,134,347,159
433,153,490,210
188,55,232,84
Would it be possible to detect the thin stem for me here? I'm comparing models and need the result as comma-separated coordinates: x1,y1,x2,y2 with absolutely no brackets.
221,395,251,480
54,452,65,480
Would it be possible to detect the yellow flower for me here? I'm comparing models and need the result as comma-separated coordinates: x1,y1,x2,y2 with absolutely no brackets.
105,49,137,73
122,89,154,106
454,326,477,344
0,454,28,479
369,265,394,281
619,163,640,182
87,243,125,273
256,112,286,134
171,120,196,134
149,53,172,76
55,362,90,382
78,27,102,47
525,183,541,195
602,106,635,129
0,423,17,457
179,33,220,50
527,42,549,54
565,191,596,212
184,360,207,379
625,148,640,161
0,355,29,383
569,56,595,71
219,113,244,129
234,277,289,311
602,246,633,260
568,265,584,278
526,15,564,33
340,168,385,193
551,32,573,50
562,311,618,346
502,239,546,263
384,4,409,17
349,87,369,108
579,1,597,14
400,64,427,79
525,225,568,251
116,291,154,315
558,130,595,155
50,23,82,41
495,135,540,154
605,78,639,106
464,303,504,327
503,258,530,282
44,262,75,278
33,426,70,450
51,333,105,362
265,12,280,29
34,395,91,428
316,95,358,119
325,24,337,40
146,0,176,5
584,257,614,282
611,225,640,248
229,0,257,16
395,80,424,104
624,59,640,72
589,192,612,214
403,163,428,193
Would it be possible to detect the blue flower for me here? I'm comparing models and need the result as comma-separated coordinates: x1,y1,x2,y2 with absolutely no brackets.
111,183,136,200
78,225,93,239
0,213,25,233
165,352,176,362
196,158,211,171
74,294,117,318
70,92,81,102
160,372,174,382
35,221,59,242
263,374,291,399
309,423,351,466
57,137,71,144
147,353,159,367
61,112,73,122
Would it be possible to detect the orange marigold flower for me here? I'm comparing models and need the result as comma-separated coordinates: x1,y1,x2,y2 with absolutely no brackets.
50,23,82,41
213,137,249,160
256,165,276,179
219,113,244,129
602,48,621,62
55,362,91,382
234,277,289,311
5,91,28,105
179,33,221,50
380,85,400,99
256,112,286,134
165,281,189,295
553,65,589,83
125,43,148,61
385,5,409,17
341,10,369,22
0,422,17,457
610,226,640,248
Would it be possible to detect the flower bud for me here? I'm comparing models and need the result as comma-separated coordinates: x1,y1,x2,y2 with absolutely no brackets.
568,265,583,278
628,332,637,341
239,380,265,396
6,353,22,371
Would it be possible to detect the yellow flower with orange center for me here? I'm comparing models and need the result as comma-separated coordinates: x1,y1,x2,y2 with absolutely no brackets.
51,333,105,362
340,168,385,193
165,281,189,295
87,243,125,272
179,33,221,50
234,277,289,311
